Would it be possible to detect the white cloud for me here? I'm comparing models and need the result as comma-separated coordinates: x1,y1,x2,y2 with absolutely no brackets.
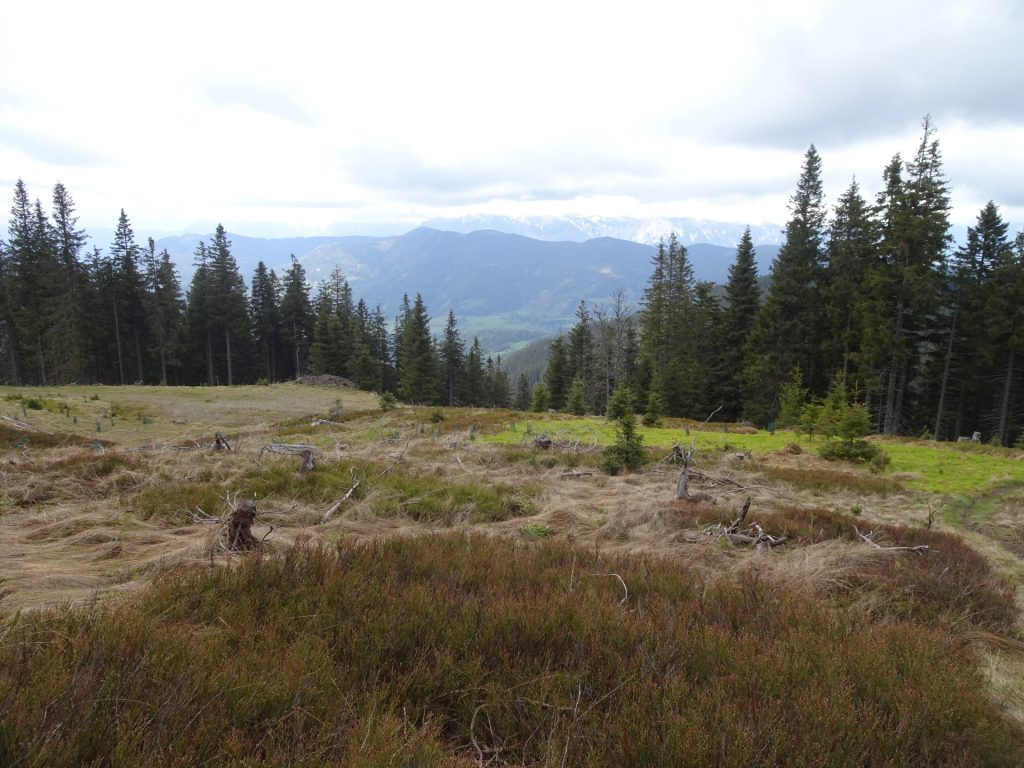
0,0,1020,238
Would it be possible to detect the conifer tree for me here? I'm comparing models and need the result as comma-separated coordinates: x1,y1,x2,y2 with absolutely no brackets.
824,180,878,385
719,227,760,419
873,117,951,434
742,146,827,423
48,182,89,381
464,336,485,406
144,242,184,384
544,336,570,411
108,210,148,383
438,310,464,406
397,293,438,404
514,373,532,411
207,225,253,384
279,256,313,379
250,262,281,382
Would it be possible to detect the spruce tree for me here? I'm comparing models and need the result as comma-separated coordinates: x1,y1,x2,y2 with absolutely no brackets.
279,256,313,379
464,336,485,406
824,180,878,385
514,373,532,411
544,336,571,411
397,293,438,404
720,227,760,419
145,244,184,384
742,145,828,423
207,224,253,384
250,262,281,382
48,182,89,381
873,117,951,434
438,310,465,406
109,210,148,383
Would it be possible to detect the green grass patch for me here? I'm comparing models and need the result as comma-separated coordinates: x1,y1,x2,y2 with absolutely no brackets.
485,417,1024,495
1,535,1020,766
882,441,1024,495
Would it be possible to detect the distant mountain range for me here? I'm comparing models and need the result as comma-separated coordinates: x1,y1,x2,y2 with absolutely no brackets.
422,214,784,248
153,226,780,354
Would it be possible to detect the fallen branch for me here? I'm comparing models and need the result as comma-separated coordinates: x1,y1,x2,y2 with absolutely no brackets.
0,415,52,433
259,443,317,473
591,573,629,605
703,496,787,549
559,469,594,479
854,526,931,554
321,479,361,524
212,432,232,451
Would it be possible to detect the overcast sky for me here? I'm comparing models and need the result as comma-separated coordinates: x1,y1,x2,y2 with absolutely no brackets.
1,0,1022,240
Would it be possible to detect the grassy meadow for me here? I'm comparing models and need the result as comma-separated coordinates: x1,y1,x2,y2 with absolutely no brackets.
2,384,1024,765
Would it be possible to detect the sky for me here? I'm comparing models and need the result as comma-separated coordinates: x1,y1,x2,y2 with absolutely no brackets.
1,0,1022,240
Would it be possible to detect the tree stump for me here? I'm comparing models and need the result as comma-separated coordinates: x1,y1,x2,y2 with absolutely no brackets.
224,499,259,551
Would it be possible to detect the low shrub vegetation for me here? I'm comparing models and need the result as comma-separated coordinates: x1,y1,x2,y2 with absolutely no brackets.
1,535,1020,766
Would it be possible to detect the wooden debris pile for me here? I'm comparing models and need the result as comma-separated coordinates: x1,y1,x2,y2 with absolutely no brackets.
703,496,788,550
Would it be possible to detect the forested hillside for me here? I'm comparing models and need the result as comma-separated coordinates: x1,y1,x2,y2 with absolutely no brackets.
2,118,1021,442
534,119,1024,445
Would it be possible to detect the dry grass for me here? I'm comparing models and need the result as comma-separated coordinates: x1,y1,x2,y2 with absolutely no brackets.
3,387,1024,765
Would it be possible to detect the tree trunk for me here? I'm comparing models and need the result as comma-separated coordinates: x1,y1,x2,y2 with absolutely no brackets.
5,324,20,385
225,327,233,386
134,325,144,383
998,347,1016,446
293,322,301,377
112,299,125,385
933,303,958,441
883,301,905,435
205,329,214,385
35,334,47,386
158,326,168,385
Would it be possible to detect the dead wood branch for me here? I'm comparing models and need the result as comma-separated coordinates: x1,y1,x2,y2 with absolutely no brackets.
559,470,594,479
212,432,232,451
591,573,629,605
259,443,317,473
703,496,787,549
321,477,361,524
854,526,931,554
0,415,51,433
673,405,723,501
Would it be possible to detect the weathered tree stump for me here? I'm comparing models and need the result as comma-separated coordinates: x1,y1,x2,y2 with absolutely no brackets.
260,443,317,474
213,432,233,451
224,499,258,551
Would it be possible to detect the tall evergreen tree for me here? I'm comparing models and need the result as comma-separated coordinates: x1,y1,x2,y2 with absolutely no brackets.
397,293,438,404
873,117,951,434
48,182,89,381
108,210,148,383
249,262,281,382
207,224,253,385
742,145,828,423
145,243,184,385
719,227,760,419
438,310,465,406
544,336,571,411
464,337,485,406
278,255,313,379
824,180,878,386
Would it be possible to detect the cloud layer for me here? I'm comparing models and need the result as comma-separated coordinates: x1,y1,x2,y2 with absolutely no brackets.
0,0,1020,237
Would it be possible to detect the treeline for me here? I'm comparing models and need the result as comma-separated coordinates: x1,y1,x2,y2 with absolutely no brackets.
539,118,1024,445
0,183,510,406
